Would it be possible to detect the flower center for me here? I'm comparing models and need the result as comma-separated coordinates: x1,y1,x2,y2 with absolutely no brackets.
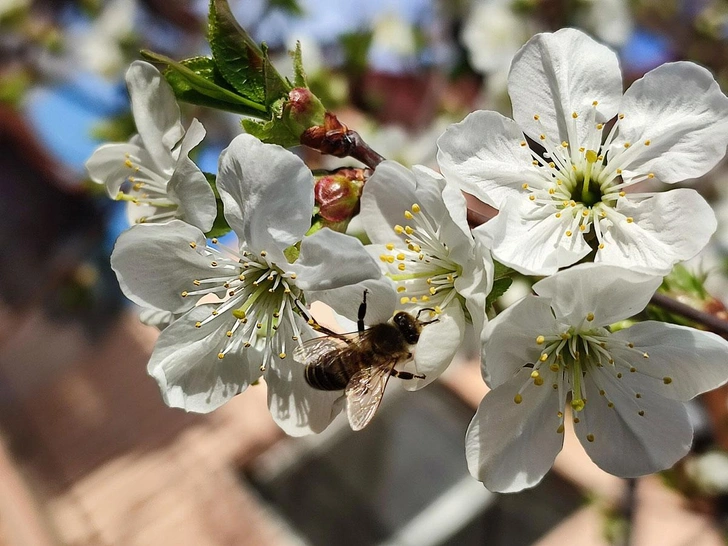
378,203,461,316
519,106,656,250
117,152,177,223
182,238,305,370
510,311,676,440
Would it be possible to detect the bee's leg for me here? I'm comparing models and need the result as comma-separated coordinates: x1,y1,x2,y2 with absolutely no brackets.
357,289,369,336
390,369,426,380
293,298,346,339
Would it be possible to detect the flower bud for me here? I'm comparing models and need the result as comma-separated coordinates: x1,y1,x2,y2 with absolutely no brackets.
314,168,365,223
282,87,326,138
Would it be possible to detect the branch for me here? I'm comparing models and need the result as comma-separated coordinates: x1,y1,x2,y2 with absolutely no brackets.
300,112,384,169
650,292,728,338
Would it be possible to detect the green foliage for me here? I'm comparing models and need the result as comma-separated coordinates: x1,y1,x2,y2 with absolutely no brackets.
646,264,712,327
292,41,307,88
241,98,300,147
339,31,373,76
486,261,516,310
141,51,268,116
203,173,232,239
208,0,290,106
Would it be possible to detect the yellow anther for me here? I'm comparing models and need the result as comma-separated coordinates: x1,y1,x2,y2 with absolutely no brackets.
124,159,134,168
279,352,287,359
536,335,545,345
648,173,655,179
217,353,225,360
193,280,201,286
396,253,406,261
520,141,527,147
394,225,404,234
533,114,540,120
238,275,245,281
549,162,556,169
598,243,605,249
532,160,539,166
619,113,625,119
587,434,595,442
421,296,430,302
386,255,395,263
663,377,672,384
608,402,614,408
397,263,406,271
534,377,544,386
404,211,414,220
181,291,188,297
548,188,555,195
260,250,267,257
530,370,540,379
539,134,546,140
397,286,407,293
514,394,523,404
410,297,418,303
557,424,565,434
579,225,586,232
550,363,560,372
522,183,529,189
643,352,649,359
582,210,589,217
189,242,197,249
586,149,598,163
429,287,437,295
630,367,637,373
586,312,594,321
626,217,634,223
592,101,598,106
226,331,233,338
572,112,578,119
211,238,218,244
232,309,246,320
561,141,568,148
539,353,548,362
290,273,297,279
400,297,410,304
619,191,626,197
386,243,395,251
599,390,605,396
565,230,572,237
644,139,651,146
404,226,414,235
623,142,631,149
211,310,218,316
195,321,202,328
434,305,443,314
617,373,623,378
616,169,622,175
596,123,604,130
211,261,218,267
411,203,421,213
555,212,561,219
529,195,536,201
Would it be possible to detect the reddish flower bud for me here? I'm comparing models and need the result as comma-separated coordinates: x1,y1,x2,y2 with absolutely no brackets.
314,169,365,223
282,87,326,138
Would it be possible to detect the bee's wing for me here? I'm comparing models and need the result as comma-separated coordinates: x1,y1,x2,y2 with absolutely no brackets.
345,361,396,431
292,334,354,365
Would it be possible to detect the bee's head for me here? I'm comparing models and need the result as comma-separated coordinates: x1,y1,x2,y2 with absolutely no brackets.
393,311,422,344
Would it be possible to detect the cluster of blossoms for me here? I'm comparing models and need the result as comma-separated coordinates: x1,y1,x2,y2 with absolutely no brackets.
89,28,728,492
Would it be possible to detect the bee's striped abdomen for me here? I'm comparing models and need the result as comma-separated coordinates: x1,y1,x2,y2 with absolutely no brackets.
305,351,363,391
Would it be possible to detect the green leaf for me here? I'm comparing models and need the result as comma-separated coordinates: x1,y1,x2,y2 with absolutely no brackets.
241,98,299,147
208,0,290,105
486,277,513,310
141,50,268,116
493,260,514,281
291,40,307,88
268,0,303,15
203,173,232,239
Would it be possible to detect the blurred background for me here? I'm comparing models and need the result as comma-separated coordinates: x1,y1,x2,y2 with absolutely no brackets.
3,0,728,544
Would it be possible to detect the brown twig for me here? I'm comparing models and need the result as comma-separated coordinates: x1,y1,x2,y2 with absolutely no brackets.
300,112,384,169
650,292,728,337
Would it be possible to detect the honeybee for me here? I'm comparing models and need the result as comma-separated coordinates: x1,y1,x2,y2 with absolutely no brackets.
294,291,435,431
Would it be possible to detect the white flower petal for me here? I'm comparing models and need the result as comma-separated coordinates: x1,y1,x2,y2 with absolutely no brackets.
148,305,262,412
307,276,397,327
85,142,145,197
478,195,591,276
361,160,446,243
613,62,728,183
574,370,692,477
610,321,728,401
454,242,492,339
483,295,561,388
167,158,217,232
508,29,622,145
596,189,716,274
437,110,538,208
291,228,382,291
217,134,313,254
126,61,183,174
533,263,662,327
466,367,564,493
110,220,215,312
266,324,343,436
138,307,177,331
404,307,464,391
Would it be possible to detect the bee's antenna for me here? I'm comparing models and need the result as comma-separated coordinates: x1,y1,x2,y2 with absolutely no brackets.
415,307,439,326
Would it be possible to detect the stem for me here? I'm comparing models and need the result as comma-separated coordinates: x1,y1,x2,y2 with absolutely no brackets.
649,292,728,337
343,130,384,169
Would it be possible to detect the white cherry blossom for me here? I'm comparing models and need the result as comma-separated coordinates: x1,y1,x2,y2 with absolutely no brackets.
466,264,728,493
360,161,493,389
86,61,216,231
439,28,728,276
111,134,388,435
